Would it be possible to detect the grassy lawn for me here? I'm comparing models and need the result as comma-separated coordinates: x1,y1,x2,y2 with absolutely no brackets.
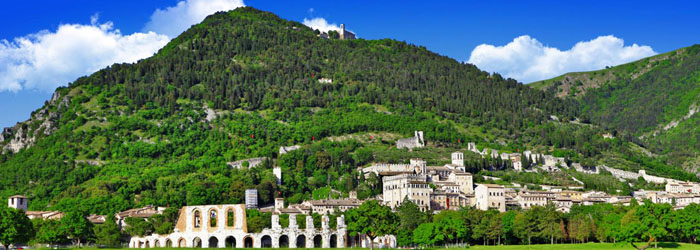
468,242,699,249
41,243,700,250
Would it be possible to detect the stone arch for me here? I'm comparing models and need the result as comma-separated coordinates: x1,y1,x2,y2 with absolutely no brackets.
226,208,235,227
330,234,337,248
145,241,151,248
278,235,289,248
243,236,253,248
313,235,322,248
225,236,236,248
166,239,173,248
193,237,202,248
178,238,186,247
208,236,219,248
154,239,160,248
295,235,306,248
193,209,202,228
138,241,144,248
208,208,218,228
261,235,272,248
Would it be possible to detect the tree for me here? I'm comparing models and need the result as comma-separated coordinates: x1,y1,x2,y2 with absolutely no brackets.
0,207,34,248
33,219,66,248
538,206,562,244
620,201,672,250
94,214,121,247
60,209,93,247
485,212,503,245
675,204,700,243
346,200,398,250
433,210,468,247
396,198,426,246
124,217,154,237
412,223,437,247
513,208,538,244
501,210,518,244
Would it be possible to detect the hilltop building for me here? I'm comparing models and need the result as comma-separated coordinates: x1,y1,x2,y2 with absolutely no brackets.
396,131,425,150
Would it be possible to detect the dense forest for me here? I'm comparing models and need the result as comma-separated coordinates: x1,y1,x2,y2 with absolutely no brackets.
0,7,695,216
532,45,700,167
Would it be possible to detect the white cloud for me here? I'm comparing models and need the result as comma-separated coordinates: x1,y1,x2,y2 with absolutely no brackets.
0,20,169,92
303,17,341,33
1,0,248,92
144,0,245,38
467,35,657,83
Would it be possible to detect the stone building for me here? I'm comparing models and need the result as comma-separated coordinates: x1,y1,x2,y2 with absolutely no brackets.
245,189,258,209
227,157,269,169
448,172,473,194
451,152,464,167
279,145,301,155
475,184,506,212
396,131,424,150
129,204,347,248
382,174,432,211
302,198,363,214
117,205,165,229
516,193,549,209
666,181,700,194
8,195,27,210
339,24,356,40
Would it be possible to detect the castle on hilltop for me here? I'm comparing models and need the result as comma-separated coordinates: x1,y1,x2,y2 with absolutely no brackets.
318,24,356,40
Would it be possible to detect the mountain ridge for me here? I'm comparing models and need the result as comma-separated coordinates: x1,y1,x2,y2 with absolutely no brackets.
0,7,694,214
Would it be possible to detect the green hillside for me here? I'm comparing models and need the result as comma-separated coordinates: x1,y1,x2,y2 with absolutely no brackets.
0,7,692,215
531,45,700,167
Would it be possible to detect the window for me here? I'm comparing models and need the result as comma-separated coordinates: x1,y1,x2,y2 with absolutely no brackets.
227,209,235,227
19,199,23,205
10,199,13,205
194,210,201,228
210,209,217,227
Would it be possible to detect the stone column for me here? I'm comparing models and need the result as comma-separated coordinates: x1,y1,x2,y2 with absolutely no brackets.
272,214,281,229
289,214,298,229
321,215,329,231
306,216,314,231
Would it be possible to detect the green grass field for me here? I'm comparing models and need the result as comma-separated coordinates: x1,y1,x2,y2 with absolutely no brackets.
468,242,700,249
47,243,700,250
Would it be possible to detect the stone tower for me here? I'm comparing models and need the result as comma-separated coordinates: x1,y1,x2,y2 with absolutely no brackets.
8,195,28,210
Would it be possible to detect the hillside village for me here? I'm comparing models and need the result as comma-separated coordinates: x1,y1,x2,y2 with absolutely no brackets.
9,131,700,249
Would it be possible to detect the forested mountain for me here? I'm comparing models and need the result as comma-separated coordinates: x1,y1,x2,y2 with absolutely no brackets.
0,7,691,215
532,45,700,169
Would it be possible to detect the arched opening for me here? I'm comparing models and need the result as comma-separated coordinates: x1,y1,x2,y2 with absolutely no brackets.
226,208,235,227
193,237,202,248
208,236,219,248
225,236,236,248
279,235,289,248
244,236,253,248
178,238,186,247
145,241,150,248
330,234,337,248
154,240,160,248
194,210,201,228
166,239,173,248
261,235,272,248
313,235,322,248
138,242,143,248
209,208,218,228
296,235,306,248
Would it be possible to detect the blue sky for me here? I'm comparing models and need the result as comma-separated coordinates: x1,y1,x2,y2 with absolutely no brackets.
1,0,699,128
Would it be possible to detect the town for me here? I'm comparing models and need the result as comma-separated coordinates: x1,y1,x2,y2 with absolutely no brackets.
7,131,700,249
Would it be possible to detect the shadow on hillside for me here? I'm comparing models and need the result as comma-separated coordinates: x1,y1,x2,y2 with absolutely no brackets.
657,242,681,248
